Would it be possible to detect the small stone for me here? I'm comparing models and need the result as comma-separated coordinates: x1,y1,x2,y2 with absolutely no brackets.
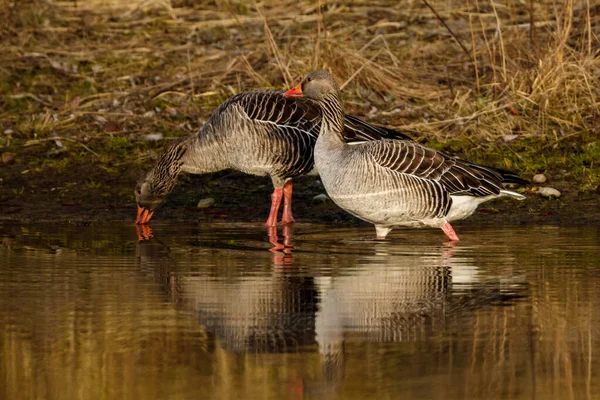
502,134,519,142
197,198,215,208
532,173,547,184
539,187,561,198
143,110,155,118
312,194,330,204
141,133,163,141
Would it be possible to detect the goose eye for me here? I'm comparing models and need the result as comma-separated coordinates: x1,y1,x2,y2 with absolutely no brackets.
306,77,312,82
136,189,141,195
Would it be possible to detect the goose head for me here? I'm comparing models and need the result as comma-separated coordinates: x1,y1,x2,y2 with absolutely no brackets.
285,70,344,133
135,140,187,224
284,70,341,101
135,174,163,224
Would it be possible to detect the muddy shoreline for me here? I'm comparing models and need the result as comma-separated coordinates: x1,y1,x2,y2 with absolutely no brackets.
2,139,598,227
2,162,598,227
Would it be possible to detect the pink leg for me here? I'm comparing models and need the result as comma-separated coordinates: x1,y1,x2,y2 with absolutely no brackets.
441,222,460,241
282,180,295,224
265,188,283,227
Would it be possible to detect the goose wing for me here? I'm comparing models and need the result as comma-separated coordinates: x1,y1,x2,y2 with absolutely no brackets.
216,90,412,142
226,90,322,136
211,90,322,176
343,114,412,141
365,140,512,197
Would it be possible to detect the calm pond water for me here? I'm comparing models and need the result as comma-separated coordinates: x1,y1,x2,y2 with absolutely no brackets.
0,223,599,400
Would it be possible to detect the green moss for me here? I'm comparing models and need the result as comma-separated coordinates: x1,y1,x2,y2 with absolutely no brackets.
47,157,72,172
65,78,98,101
151,98,175,110
423,133,599,191
0,78,12,95
85,179,103,190
105,136,133,153
99,164,121,175
16,114,57,139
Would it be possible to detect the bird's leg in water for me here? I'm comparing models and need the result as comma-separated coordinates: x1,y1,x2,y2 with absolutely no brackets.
441,222,460,241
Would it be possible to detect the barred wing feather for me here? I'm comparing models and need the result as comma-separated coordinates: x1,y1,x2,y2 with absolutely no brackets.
365,140,509,197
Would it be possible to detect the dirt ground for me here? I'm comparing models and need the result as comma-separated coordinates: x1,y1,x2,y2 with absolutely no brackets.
1,141,598,227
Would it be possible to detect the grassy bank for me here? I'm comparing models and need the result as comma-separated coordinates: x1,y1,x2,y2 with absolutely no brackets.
0,0,598,221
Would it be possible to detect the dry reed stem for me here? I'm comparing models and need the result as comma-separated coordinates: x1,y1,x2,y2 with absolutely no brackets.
466,0,480,95
490,0,507,83
421,0,473,63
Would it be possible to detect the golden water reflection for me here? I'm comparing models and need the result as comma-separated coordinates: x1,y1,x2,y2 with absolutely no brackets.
1,224,599,399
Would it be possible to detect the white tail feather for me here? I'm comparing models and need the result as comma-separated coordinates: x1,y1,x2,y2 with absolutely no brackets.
500,190,526,200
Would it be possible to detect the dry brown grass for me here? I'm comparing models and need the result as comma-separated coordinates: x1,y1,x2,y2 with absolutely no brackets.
0,0,598,187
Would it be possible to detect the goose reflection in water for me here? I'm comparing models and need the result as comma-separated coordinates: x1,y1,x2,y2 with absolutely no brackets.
134,226,525,397
267,225,294,265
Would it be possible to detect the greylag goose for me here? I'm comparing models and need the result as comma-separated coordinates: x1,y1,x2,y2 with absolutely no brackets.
135,90,410,226
284,70,528,241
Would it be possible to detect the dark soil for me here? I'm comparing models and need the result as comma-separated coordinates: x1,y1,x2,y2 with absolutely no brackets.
2,141,598,227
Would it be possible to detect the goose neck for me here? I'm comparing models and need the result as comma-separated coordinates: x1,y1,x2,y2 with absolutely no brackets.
153,138,187,182
319,92,345,138
181,130,228,174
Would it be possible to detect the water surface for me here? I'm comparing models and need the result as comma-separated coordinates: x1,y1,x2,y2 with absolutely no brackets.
1,223,599,399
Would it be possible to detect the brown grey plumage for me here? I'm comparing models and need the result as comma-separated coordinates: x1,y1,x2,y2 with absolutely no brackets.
135,89,411,225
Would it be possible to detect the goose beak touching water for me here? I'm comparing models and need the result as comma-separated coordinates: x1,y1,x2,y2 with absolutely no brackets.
284,70,528,241
136,207,154,224
135,178,160,224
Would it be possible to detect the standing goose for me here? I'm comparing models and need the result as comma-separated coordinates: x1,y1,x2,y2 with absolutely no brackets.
284,70,528,241
135,90,410,226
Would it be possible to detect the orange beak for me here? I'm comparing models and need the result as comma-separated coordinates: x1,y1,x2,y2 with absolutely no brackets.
135,206,154,224
284,84,303,98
